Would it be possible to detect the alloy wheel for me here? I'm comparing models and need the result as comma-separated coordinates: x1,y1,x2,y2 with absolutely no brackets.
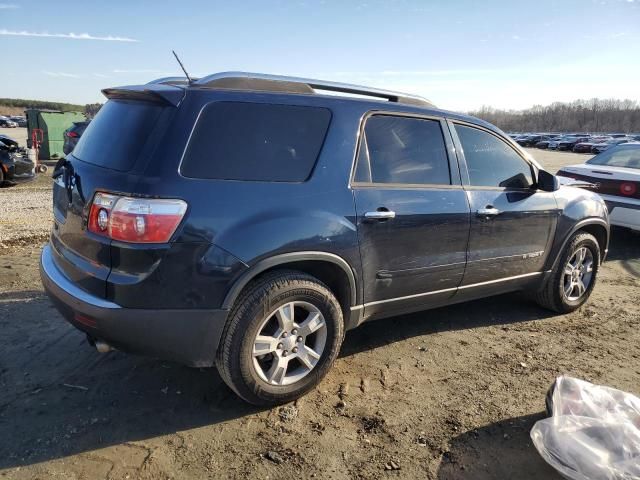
562,246,594,301
252,301,327,386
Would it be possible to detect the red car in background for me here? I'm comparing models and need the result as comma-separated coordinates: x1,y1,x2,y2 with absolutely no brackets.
573,137,611,153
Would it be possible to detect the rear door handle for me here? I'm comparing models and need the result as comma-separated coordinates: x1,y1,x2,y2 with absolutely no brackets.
476,207,501,217
364,210,396,220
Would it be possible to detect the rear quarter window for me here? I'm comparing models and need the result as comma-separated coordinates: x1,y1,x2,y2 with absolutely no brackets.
180,102,331,182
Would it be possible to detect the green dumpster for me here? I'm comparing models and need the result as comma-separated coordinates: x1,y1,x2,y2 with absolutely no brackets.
25,109,86,160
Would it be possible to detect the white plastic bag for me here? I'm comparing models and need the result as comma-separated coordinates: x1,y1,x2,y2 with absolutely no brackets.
531,376,640,480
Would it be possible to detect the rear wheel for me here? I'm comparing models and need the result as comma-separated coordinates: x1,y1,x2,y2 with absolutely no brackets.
216,270,344,406
535,232,600,313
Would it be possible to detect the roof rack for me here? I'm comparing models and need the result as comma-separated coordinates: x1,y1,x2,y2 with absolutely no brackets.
146,76,199,86
191,72,434,107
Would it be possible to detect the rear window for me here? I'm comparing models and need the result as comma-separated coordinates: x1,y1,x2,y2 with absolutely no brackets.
587,146,640,169
72,100,163,171
180,102,331,182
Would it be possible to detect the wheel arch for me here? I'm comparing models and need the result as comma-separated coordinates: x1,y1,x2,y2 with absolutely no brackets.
222,251,359,326
550,218,609,270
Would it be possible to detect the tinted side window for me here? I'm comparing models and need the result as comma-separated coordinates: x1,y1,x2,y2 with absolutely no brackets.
354,115,450,185
456,124,533,189
181,102,331,181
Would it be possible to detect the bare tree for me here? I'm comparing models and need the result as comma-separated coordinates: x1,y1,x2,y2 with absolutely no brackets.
470,99,640,133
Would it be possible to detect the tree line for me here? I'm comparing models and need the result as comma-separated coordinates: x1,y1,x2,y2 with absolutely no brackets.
0,98,84,113
469,99,640,134
0,98,103,119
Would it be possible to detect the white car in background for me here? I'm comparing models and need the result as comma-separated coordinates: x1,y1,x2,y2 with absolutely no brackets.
557,143,640,231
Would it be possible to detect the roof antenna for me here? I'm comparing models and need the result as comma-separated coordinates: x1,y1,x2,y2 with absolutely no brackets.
172,50,194,84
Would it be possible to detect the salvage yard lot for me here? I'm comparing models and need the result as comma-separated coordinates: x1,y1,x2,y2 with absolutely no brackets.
1,149,639,479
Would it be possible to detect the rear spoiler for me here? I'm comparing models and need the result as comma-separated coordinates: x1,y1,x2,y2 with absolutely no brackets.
101,84,185,107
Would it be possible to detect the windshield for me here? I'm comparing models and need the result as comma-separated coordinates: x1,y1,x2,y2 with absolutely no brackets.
72,99,163,171
587,146,640,169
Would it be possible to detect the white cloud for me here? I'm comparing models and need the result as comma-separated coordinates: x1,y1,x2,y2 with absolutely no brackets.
43,71,82,78
93,73,110,78
0,4,19,8
0,29,137,42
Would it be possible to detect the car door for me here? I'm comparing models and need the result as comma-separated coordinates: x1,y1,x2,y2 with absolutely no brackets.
449,121,559,291
352,113,471,320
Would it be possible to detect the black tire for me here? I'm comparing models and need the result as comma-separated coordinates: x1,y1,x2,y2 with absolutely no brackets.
535,232,600,313
216,270,344,406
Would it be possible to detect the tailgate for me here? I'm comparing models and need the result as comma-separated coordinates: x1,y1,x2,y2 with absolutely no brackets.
49,94,175,298
51,158,142,297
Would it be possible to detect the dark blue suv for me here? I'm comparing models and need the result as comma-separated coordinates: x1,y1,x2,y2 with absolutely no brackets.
40,72,609,405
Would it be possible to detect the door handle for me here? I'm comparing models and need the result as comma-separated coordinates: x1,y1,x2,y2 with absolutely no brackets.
364,209,396,220
476,207,501,217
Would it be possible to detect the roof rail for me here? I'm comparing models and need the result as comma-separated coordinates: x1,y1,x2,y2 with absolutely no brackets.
146,76,199,86
194,72,434,107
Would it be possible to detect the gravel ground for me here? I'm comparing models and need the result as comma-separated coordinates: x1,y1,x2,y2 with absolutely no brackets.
0,175,52,249
2,148,638,480
0,127,51,248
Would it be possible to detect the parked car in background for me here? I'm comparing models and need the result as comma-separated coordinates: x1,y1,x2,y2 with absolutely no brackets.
63,121,90,155
591,138,630,154
0,118,18,128
40,72,610,405
573,137,610,154
9,116,27,127
0,134,35,186
548,136,570,150
535,135,563,149
557,143,640,231
557,136,590,151
517,135,552,147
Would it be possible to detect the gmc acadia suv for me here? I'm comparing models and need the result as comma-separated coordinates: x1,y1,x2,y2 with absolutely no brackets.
40,72,609,405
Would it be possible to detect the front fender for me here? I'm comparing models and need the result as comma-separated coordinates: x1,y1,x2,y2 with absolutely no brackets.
544,186,610,270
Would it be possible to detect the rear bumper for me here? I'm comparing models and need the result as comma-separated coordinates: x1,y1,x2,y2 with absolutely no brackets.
40,244,228,367
600,195,640,231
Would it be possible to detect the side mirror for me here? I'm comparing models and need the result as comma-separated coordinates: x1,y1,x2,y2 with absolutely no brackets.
537,169,560,192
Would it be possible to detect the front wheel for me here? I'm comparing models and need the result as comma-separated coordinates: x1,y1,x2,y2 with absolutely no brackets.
535,232,600,313
216,270,344,406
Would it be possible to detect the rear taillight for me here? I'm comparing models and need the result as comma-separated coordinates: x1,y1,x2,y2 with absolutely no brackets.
88,192,187,243
620,182,637,197
67,131,79,138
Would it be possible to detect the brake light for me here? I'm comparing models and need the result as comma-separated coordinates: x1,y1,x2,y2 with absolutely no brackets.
620,182,637,196
67,131,79,138
88,192,187,243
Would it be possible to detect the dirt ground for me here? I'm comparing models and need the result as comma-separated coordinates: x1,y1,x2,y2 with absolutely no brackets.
1,148,639,480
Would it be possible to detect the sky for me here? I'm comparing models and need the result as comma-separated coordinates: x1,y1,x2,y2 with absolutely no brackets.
0,0,639,112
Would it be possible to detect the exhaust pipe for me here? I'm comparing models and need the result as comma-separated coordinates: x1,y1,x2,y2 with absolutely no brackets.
95,340,114,353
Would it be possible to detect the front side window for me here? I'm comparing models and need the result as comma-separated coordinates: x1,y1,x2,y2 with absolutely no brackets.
455,124,534,189
181,102,331,181
353,115,451,185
